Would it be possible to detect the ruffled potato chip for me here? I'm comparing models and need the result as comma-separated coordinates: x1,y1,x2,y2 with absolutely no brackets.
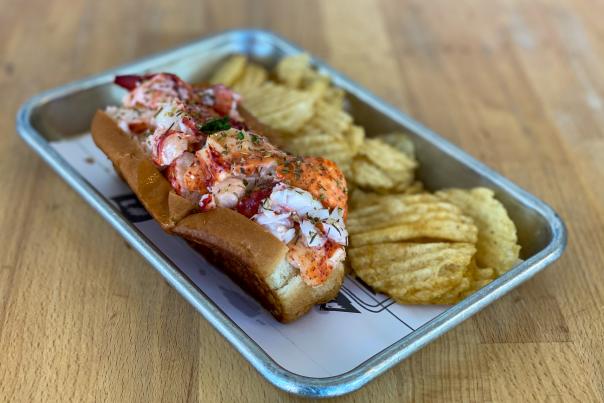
436,188,521,275
351,138,417,192
231,63,268,94
349,182,425,209
242,82,316,133
209,55,247,86
348,193,478,247
276,53,311,88
378,132,416,159
349,242,476,304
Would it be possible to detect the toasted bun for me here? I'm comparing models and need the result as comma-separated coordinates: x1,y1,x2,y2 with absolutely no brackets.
91,110,344,322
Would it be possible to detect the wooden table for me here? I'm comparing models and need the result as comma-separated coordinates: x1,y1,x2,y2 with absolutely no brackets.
2,0,603,401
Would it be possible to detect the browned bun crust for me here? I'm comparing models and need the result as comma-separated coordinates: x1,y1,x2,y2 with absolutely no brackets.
91,110,344,322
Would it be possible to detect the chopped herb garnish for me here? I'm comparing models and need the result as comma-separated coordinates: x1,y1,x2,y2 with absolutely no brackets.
251,134,259,143
200,117,231,134
237,131,245,140
333,225,342,235
309,231,318,244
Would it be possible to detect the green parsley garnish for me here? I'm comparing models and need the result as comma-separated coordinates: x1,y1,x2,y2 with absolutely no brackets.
251,134,259,143
199,117,231,134
237,131,245,140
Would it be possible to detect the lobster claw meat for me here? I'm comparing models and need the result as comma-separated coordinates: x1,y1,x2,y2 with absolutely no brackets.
114,75,143,91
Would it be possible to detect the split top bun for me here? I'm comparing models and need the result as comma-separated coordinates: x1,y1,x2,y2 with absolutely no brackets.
92,73,349,322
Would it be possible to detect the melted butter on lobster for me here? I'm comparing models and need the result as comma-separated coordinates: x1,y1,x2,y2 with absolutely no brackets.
106,73,348,287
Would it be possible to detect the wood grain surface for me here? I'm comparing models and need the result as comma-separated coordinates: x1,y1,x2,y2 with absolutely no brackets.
1,0,603,401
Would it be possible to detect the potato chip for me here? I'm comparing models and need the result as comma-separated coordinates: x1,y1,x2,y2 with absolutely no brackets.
424,280,470,304
231,63,268,94
296,100,352,137
276,53,311,88
433,259,497,304
349,182,425,209
358,138,416,174
343,125,365,154
209,55,247,86
348,193,478,247
436,188,521,275
378,132,415,159
288,132,342,148
301,70,330,99
351,158,398,190
242,82,316,133
391,179,423,194
400,180,425,195
297,141,351,157
351,138,417,192
322,86,346,109
349,242,475,304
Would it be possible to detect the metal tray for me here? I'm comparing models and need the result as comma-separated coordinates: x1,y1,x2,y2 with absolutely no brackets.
16,29,567,397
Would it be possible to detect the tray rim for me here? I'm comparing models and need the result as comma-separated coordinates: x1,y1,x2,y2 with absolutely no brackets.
15,29,567,398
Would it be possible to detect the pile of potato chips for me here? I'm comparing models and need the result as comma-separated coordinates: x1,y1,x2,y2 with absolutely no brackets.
210,55,521,305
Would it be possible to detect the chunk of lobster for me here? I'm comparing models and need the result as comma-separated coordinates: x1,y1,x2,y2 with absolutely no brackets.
151,129,189,168
198,84,242,120
119,73,195,109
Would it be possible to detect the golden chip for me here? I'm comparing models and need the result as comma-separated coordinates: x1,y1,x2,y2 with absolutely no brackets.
322,86,346,109
433,260,497,304
351,158,398,191
294,140,351,157
348,194,478,247
242,82,315,133
301,70,330,99
209,55,247,86
351,156,415,193
350,138,417,192
436,188,521,275
400,180,425,195
391,179,424,194
349,182,426,209
231,63,268,94
378,132,416,159
276,53,311,88
358,138,417,174
343,125,365,154
288,132,343,148
349,242,476,304
297,100,352,137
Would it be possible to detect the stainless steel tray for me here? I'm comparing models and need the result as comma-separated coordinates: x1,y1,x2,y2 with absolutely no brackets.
16,29,567,397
